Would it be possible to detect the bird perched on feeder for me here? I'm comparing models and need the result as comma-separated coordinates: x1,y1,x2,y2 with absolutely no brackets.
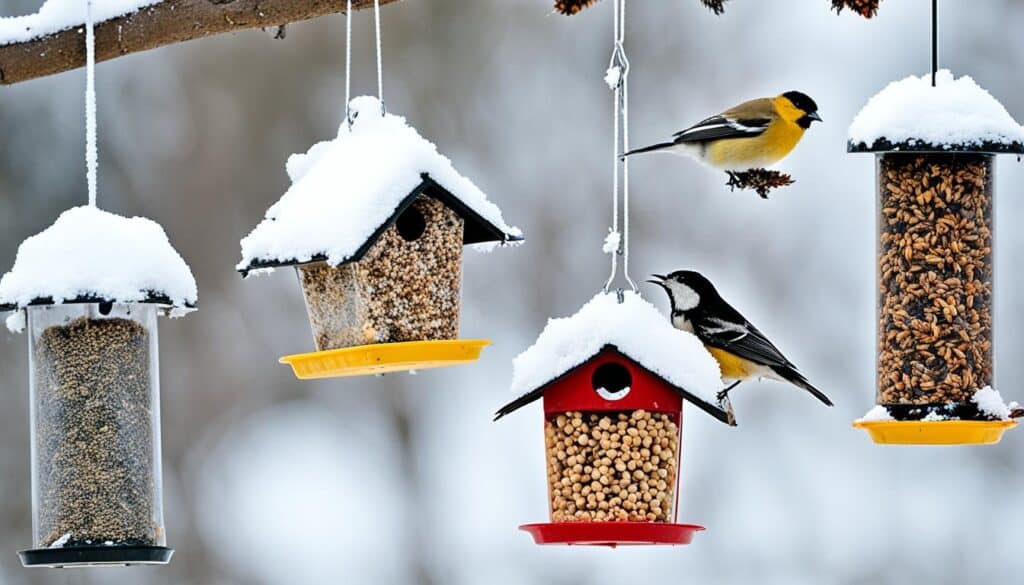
649,270,832,410
623,91,822,172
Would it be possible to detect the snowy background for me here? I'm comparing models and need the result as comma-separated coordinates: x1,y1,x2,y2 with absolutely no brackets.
2,0,1024,583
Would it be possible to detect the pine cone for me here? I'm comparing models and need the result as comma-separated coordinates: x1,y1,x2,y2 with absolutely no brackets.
831,0,881,18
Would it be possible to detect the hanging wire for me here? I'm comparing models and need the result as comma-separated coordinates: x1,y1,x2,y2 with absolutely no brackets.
374,0,385,115
345,0,354,126
85,0,98,207
603,0,638,296
931,0,938,87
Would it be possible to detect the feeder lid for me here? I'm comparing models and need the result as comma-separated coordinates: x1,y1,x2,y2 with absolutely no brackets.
236,96,523,276
0,206,197,328
497,292,731,425
848,70,1024,154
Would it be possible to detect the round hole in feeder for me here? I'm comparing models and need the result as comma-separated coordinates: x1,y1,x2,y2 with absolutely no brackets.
592,362,632,401
396,206,426,242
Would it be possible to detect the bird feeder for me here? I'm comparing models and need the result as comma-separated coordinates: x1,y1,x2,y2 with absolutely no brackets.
848,71,1024,445
0,206,197,567
496,292,731,546
238,97,522,379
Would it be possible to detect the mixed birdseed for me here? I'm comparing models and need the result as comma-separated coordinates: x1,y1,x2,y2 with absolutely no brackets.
877,154,993,413
298,196,464,351
32,317,162,548
545,411,679,523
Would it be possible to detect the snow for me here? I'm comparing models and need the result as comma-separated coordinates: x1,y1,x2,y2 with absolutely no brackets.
0,0,161,46
848,70,1024,150
856,405,894,422
972,386,1011,421
602,230,621,254
238,96,521,272
0,206,197,323
604,66,622,90
4,311,25,334
48,533,71,548
509,291,723,404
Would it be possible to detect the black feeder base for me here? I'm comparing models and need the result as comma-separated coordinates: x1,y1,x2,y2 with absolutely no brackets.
19,546,173,568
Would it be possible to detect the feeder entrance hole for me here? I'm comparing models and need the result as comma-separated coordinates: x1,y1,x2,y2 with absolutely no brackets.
592,362,632,400
396,205,427,242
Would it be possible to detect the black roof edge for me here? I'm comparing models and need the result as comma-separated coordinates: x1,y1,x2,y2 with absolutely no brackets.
494,344,733,426
0,292,196,313
238,173,522,277
848,138,1024,155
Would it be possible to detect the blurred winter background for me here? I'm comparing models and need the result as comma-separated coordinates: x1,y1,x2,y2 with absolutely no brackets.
1,0,1024,583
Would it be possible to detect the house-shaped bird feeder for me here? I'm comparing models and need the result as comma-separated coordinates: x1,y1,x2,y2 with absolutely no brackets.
849,71,1024,445
238,97,522,380
0,206,197,568
495,292,732,547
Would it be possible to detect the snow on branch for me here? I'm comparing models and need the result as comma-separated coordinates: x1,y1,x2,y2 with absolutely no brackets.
0,0,402,86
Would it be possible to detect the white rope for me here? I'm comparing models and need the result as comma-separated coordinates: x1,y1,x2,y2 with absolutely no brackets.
345,0,353,126
85,0,98,207
603,0,637,295
374,0,384,114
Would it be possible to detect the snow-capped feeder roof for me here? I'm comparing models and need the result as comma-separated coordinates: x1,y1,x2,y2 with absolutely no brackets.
497,291,731,424
237,96,522,276
848,70,1024,154
0,206,198,317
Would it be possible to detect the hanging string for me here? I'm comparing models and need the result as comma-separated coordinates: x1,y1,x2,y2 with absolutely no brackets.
374,0,385,115
931,0,937,87
345,0,353,126
85,0,98,207
603,0,638,296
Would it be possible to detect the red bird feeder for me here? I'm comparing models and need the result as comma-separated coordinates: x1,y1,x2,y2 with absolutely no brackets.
496,292,732,547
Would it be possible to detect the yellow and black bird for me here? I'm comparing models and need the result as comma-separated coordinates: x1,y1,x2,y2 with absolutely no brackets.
649,270,832,408
623,91,822,171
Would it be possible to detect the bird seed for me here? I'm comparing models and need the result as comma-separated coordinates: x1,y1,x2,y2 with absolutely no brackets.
31,316,163,549
877,154,994,417
545,410,679,523
297,196,464,351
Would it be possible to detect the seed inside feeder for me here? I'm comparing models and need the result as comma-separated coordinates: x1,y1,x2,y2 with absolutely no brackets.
297,197,465,351
31,313,163,549
877,154,993,418
545,410,679,523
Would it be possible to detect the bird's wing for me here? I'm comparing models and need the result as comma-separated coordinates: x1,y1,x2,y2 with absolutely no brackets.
695,313,794,369
671,115,772,143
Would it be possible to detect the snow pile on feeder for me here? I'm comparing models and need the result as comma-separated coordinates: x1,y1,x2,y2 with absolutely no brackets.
849,70,1024,152
238,96,521,273
0,205,197,332
499,291,726,420
0,0,162,46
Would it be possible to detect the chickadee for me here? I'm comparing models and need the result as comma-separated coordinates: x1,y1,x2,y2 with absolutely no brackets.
649,270,832,409
623,91,822,171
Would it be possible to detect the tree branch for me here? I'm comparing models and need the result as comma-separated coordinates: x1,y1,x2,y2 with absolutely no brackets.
0,0,402,86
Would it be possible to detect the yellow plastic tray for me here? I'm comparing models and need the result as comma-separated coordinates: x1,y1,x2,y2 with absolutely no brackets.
280,339,491,380
853,419,1017,445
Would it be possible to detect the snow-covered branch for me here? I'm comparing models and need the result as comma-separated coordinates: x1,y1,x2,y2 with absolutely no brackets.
0,0,402,86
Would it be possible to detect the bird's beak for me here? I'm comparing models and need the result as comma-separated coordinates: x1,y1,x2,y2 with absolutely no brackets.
807,111,823,123
647,274,667,287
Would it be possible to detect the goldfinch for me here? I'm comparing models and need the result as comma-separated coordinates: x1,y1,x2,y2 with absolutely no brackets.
624,91,822,171
649,271,832,407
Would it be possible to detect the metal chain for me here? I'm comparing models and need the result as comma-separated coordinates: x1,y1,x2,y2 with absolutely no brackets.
603,0,638,296
85,0,98,207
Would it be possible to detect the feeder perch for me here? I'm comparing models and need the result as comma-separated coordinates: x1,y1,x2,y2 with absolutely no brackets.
237,97,522,379
0,206,197,567
848,71,1024,445
496,292,731,547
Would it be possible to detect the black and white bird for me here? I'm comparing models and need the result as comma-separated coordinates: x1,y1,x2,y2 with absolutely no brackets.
649,270,833,409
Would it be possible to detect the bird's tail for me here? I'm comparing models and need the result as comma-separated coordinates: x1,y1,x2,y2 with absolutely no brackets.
774,367,833,407
621,141,677,159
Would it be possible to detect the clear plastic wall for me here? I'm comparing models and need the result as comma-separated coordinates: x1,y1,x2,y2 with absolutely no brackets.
876,153,994,419
28,303,165,550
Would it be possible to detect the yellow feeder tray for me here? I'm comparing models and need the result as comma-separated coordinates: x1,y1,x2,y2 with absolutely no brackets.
853,419,1017,446
280,339,491,380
